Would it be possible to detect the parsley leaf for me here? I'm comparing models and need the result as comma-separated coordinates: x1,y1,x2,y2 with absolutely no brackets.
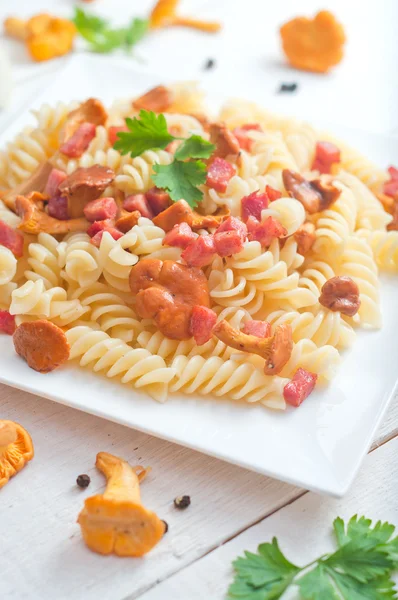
325,540,394,583
114,111,175,157
174,135,215,160
73,8,148,54
298,565,339,600
152,160,207,207
331,572,397,599
334,516,396,548
227,515,398,600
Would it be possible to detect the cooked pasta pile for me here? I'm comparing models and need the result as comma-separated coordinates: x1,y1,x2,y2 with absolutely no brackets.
0,83,396,409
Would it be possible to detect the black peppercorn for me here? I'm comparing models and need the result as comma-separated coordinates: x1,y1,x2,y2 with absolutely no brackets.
204,58,215,70
174,495,191,509
76,474,90,488
278,82,298,93
161,520,169,533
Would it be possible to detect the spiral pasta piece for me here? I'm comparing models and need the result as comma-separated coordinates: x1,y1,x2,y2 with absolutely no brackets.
0,246,17,285
260,197,306,236
169,355,289,409
0,200,21,228
69,282,142,342
10,279,88,325
267,308,356,349
24,233,61,289
58,233,102,287
356,230,398,273
279,339,341,382
310,182,357,254
335,236,381,328
337,171,391,231
98,231,138,292
66,326,176,402
114,149,172,194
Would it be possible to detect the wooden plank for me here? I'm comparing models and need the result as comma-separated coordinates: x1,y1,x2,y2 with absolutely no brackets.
1,385,396,600
139,436,398,600
0,385,301,600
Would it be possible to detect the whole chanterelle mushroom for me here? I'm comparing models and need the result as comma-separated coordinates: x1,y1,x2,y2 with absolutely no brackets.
0,420,34,488
78,452,165,557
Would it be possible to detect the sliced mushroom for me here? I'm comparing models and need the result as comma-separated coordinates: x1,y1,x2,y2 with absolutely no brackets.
132,85,174,113
282,169,341,213
209,122,240,158
2,161,53,211
61,98,107,143
213,321,293,375
58,165,115,218
78,452,165,557
16,193,89,235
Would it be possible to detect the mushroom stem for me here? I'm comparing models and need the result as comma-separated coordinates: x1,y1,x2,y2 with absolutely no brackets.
97,452,149,504
0,421,18,450
213,321,293,375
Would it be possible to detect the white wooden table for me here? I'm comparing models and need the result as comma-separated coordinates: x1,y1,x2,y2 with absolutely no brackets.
1,1,397,598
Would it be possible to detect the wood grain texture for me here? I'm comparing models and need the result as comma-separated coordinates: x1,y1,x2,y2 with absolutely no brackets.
0,385,396,600
139,437,398,600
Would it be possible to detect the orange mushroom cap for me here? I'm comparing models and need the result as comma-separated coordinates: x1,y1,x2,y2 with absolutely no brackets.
78,452,165,557
0,420,34,489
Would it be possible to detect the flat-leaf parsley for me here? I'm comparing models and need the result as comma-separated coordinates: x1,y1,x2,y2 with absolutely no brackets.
228,515,398,600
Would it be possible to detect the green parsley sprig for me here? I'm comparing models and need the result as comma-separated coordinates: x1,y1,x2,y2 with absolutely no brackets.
73,8,148,54
228,515,398,599
113,110,215,208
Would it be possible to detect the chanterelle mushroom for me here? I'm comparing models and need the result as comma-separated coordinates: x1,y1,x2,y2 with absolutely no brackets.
213,321,293,375
282,169,341,213
78,452,165,557
0,420,34,488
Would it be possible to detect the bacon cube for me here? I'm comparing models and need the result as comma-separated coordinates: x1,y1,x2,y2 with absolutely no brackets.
146,187,171,216
83,197,118,222
232,123,262,151
0,220,24,257
162,222,197,249
283,368,318,407
247,216,287,247
123,194,154,219
189,305,217,345
60,122,97,158
242,320,271,338
0,310,16,335
206,157,235,193
181,235,216,267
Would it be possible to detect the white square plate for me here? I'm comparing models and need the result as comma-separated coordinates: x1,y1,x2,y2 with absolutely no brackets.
1,55,397,497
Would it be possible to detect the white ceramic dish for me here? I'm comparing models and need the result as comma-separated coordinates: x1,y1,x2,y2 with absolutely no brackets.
1,55,397,497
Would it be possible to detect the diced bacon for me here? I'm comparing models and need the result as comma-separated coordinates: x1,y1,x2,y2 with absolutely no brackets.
216,216,247,240
0,310,16,335
59,122,96,158
232,124,262,151
163,222,198,249
90,227,123,247
266,185,282,201
311,141,341,174
108,125,129,146
242,320,271,338
189,305,217,346
86,219,114,238
383,166,398,198
48,195,69,220
181,235,216,267
83,197,118,222
146,187,171,216
123,194,154,218
247,215,287,247
241,191,269,222
214,230,244,257
0,219,24,257
283,368,318,407
44,169,67,198
206,158,235,193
